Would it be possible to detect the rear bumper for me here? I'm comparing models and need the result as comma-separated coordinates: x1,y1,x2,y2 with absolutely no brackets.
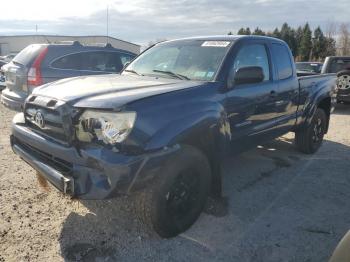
337,94,350,102
337,89,350,102
11,113,177,199
1,88,26,111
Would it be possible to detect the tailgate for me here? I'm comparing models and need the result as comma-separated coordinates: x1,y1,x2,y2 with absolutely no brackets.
4,62,28,93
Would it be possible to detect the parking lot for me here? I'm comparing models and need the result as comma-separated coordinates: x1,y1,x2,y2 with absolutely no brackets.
0,102,350,262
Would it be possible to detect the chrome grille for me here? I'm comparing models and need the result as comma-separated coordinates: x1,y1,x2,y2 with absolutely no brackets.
24,96,73,144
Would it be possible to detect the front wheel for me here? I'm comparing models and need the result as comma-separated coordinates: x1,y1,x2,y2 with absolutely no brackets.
295,108,327,154
136,145,211,238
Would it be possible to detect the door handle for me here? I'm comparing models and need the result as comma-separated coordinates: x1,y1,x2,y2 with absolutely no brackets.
269,90,277,98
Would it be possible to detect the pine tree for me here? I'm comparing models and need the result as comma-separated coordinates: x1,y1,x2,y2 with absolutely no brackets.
312,26,326,60
237,28,246,35
272,28,281,38
295,26,303,59
252,27,265,36
235,22,336,60
279,23,297,56
300,23,312,61
237,27,251,35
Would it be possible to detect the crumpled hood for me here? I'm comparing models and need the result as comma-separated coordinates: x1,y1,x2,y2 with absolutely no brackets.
33,74,203,109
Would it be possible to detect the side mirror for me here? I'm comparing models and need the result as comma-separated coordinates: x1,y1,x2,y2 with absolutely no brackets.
228,66,264,88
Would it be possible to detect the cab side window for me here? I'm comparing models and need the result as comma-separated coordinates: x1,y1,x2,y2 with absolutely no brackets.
233,44,270,81
272,43,293,79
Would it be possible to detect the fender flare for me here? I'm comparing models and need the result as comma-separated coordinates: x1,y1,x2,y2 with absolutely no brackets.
301,91,332,129
145,108,230,197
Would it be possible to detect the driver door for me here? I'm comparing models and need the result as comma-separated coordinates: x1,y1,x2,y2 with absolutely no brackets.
224,41,279,152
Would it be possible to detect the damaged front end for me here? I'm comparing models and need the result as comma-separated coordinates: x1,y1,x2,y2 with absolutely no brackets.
10,96,178,199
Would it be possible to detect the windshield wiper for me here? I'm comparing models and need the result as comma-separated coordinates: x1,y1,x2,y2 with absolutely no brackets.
124,69,143,76
152,70,190,80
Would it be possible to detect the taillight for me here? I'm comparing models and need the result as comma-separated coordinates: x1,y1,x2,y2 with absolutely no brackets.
27,47,48,86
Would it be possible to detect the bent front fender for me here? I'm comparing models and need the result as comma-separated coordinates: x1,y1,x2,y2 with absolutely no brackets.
144,109,230,153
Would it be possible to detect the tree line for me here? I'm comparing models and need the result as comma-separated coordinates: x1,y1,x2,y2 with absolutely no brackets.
229,23,337,62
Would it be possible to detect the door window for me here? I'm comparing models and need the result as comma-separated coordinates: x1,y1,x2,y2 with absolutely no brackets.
81,51,134,72
51,53,82,70
233,44,270,81
329,59,350,73
52,51,135,72
81,52,111,72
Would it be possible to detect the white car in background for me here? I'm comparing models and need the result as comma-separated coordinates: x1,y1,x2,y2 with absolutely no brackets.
0,53,17,91
0,66,6,91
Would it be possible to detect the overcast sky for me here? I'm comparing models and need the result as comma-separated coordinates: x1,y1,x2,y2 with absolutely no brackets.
0,0,348,45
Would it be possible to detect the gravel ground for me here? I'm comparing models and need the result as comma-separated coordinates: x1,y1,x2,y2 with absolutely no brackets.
1,102,350,262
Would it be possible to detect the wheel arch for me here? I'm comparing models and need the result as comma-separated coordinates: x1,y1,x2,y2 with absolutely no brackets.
302,94,332,133
145,109,231,198
317,97,331,133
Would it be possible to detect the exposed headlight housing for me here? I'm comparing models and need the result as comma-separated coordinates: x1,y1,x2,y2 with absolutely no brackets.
76,110,136,145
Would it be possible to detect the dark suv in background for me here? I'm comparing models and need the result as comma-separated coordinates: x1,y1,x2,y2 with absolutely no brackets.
322,56,350,103
1,42,137,111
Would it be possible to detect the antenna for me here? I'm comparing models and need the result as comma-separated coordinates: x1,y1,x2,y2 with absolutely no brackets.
106,5,109,44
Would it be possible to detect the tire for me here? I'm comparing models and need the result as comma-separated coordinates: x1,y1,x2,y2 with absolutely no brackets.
337,70,350,90
136,145,211,238
295,108,327,154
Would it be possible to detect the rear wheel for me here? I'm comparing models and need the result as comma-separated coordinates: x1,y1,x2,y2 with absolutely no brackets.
136,145,211,238
295,108,327,154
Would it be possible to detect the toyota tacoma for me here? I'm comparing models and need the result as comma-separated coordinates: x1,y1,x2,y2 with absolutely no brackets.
10,36,337,238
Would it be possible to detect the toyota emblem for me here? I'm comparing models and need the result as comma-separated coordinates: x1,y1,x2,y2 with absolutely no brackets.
34,111,45,128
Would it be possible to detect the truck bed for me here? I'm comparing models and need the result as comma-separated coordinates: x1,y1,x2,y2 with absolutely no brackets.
296,73,337,124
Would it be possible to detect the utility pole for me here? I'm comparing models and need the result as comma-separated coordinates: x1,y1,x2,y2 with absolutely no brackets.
35,24,38,43
106,6,109,44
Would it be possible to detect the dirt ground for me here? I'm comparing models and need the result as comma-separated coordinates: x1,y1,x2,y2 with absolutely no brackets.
1,102,350,262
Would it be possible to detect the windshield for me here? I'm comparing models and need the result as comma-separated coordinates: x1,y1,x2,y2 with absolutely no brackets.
296,63,322,73
329,59,350,73
124,40,232,81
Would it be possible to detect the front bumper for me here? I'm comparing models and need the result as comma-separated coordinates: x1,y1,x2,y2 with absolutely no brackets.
1,88,26,111
11,113,178,200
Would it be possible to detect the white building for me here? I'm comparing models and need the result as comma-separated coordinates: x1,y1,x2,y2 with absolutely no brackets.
0,35,140,55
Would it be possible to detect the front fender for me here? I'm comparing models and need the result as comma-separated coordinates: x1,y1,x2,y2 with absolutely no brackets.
144,107,230,153
144,105,230,198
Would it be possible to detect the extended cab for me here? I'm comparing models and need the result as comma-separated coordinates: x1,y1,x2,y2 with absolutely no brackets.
10,36,337,238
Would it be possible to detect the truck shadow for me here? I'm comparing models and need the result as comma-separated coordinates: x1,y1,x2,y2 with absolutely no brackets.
59,136,350,262
333,103,350,115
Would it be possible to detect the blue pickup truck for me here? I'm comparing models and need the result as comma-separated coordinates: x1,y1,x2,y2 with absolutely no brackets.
10,35,337,238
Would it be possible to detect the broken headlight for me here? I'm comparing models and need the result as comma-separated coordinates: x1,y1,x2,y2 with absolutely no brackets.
76,110,136,145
